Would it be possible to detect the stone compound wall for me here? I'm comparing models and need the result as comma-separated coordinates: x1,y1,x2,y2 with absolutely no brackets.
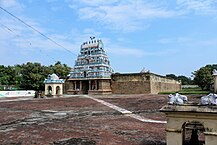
111,73,181,94
150,74,181,94
111,73,151,94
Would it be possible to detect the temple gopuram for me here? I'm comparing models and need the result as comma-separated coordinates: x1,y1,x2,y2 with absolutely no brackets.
66,37,113,94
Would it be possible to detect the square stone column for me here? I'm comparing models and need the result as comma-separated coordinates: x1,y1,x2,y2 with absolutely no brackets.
213,73,217,93
166,131,183,145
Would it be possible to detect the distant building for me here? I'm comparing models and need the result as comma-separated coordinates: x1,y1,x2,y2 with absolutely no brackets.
65,38,113,94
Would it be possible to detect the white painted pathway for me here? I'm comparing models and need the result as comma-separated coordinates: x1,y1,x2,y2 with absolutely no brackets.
85,95,166,124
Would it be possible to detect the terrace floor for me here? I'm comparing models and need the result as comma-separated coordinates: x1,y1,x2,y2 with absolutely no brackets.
0,94,201,145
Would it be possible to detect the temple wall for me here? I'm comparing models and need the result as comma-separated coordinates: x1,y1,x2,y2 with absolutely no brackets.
111,73,151,94
111,73,181,94
64,80,71,94
99,79,111,91
111,81,151,94
150,75,181,94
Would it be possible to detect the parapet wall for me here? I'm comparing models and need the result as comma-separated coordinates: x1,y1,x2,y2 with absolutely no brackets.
0,90,35,97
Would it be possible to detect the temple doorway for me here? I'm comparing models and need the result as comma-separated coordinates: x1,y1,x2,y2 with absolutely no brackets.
48,86,52,95
82,80,89,94
182,121,205,145
56,86,60,95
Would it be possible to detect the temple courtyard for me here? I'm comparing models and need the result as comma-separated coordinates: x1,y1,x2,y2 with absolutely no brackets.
0,94,201,145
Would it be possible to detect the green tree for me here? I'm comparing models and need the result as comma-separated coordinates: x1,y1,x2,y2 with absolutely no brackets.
177,75,193,85
0,61,71,91
50,61,71,78
166,74,178,80
0,65,16,85
19,62,47,90
193,64,217,90
166,74,193,85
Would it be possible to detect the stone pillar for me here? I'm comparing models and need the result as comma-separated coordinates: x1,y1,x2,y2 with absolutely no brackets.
96,80,99,90
95,80,97,90
74,81,76,90
89,80,91,90
205,134,217,145
166,131,183,145
80,81,82,90
213,72,217,93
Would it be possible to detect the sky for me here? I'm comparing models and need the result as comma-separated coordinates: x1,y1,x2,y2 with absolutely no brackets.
0,0,217,77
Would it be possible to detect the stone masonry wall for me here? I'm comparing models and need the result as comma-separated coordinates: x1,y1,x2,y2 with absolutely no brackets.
111,73,181,94
150,74,181,94
111,73,151,94
111,81,151,94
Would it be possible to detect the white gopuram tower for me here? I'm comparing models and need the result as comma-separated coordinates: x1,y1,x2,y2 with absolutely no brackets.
66,37,113,94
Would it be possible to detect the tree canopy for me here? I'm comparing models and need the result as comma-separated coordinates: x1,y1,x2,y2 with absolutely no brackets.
0,62,71,91
193,64,217,90
166,74,193,85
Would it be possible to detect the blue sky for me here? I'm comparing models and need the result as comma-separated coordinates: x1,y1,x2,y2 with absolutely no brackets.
0,0,217,77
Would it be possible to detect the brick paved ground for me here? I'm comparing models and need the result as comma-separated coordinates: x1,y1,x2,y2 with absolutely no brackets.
0,94,202,145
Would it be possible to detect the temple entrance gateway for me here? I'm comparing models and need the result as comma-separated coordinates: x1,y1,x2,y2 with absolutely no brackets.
67,37,113,95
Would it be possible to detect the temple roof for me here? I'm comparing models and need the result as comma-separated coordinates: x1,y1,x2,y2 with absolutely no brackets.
44,73,65,84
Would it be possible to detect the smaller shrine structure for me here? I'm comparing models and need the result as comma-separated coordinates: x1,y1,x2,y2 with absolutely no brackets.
44,73,65,96
66,37,113,94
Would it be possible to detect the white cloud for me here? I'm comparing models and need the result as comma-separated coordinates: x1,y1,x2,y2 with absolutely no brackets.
107,47,146,57
68,0,180,32
0,0,18,8
0,0,24,11
158,35,217,47
75,0,119,6
176,0,217,15
0,15,78,57
158,37,192,44
106,44,178,58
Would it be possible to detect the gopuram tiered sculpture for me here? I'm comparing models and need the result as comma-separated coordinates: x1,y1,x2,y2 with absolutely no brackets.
66,37,113,94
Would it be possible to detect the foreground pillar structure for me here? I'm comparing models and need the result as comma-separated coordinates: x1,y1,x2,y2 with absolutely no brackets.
161,104,217,145
213,69,217,93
